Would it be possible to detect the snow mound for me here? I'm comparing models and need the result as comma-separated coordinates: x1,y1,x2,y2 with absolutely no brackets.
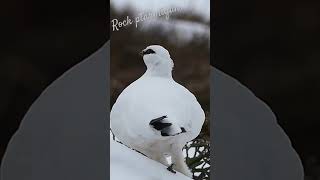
110,139,192,180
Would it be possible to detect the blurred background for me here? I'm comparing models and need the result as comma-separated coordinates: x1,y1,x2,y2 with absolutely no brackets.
110,0,210,179
213,0,320,179
0,0,108,168
0,0,319,179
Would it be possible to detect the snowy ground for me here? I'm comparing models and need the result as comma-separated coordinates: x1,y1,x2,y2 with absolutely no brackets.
110,135,192,180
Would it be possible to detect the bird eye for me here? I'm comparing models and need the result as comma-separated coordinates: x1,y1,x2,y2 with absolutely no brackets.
143,49,156,55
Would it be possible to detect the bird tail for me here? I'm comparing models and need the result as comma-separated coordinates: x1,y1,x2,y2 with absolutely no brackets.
149,115,186,136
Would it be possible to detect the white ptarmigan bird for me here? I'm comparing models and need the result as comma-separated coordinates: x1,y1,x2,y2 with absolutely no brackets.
110,45,205,178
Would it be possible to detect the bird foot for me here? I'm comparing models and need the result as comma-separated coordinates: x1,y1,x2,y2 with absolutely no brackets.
167,163,176,174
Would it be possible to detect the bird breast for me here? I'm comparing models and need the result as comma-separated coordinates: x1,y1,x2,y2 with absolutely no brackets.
110,76,205,144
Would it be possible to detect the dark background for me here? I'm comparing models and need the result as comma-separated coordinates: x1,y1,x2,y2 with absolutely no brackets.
0,0,108,166
213,0,320,179
0,0,319,179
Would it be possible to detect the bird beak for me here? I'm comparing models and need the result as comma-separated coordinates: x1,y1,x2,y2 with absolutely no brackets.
139,50,144,57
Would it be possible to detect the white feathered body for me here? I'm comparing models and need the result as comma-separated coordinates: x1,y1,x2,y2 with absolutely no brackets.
111,74,204,156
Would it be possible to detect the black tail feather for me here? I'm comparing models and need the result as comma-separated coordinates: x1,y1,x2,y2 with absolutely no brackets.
149,115,172,130
150,116,187,137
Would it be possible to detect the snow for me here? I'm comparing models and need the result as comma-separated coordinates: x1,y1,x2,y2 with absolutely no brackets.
110,137,192,180
111,0,210,21
111,0,210,44
140,19,210,44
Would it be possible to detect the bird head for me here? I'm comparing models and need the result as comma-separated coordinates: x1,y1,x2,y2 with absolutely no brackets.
140,45,174,77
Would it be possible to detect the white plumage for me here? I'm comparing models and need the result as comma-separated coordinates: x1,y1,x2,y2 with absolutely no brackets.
110,45,205,177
